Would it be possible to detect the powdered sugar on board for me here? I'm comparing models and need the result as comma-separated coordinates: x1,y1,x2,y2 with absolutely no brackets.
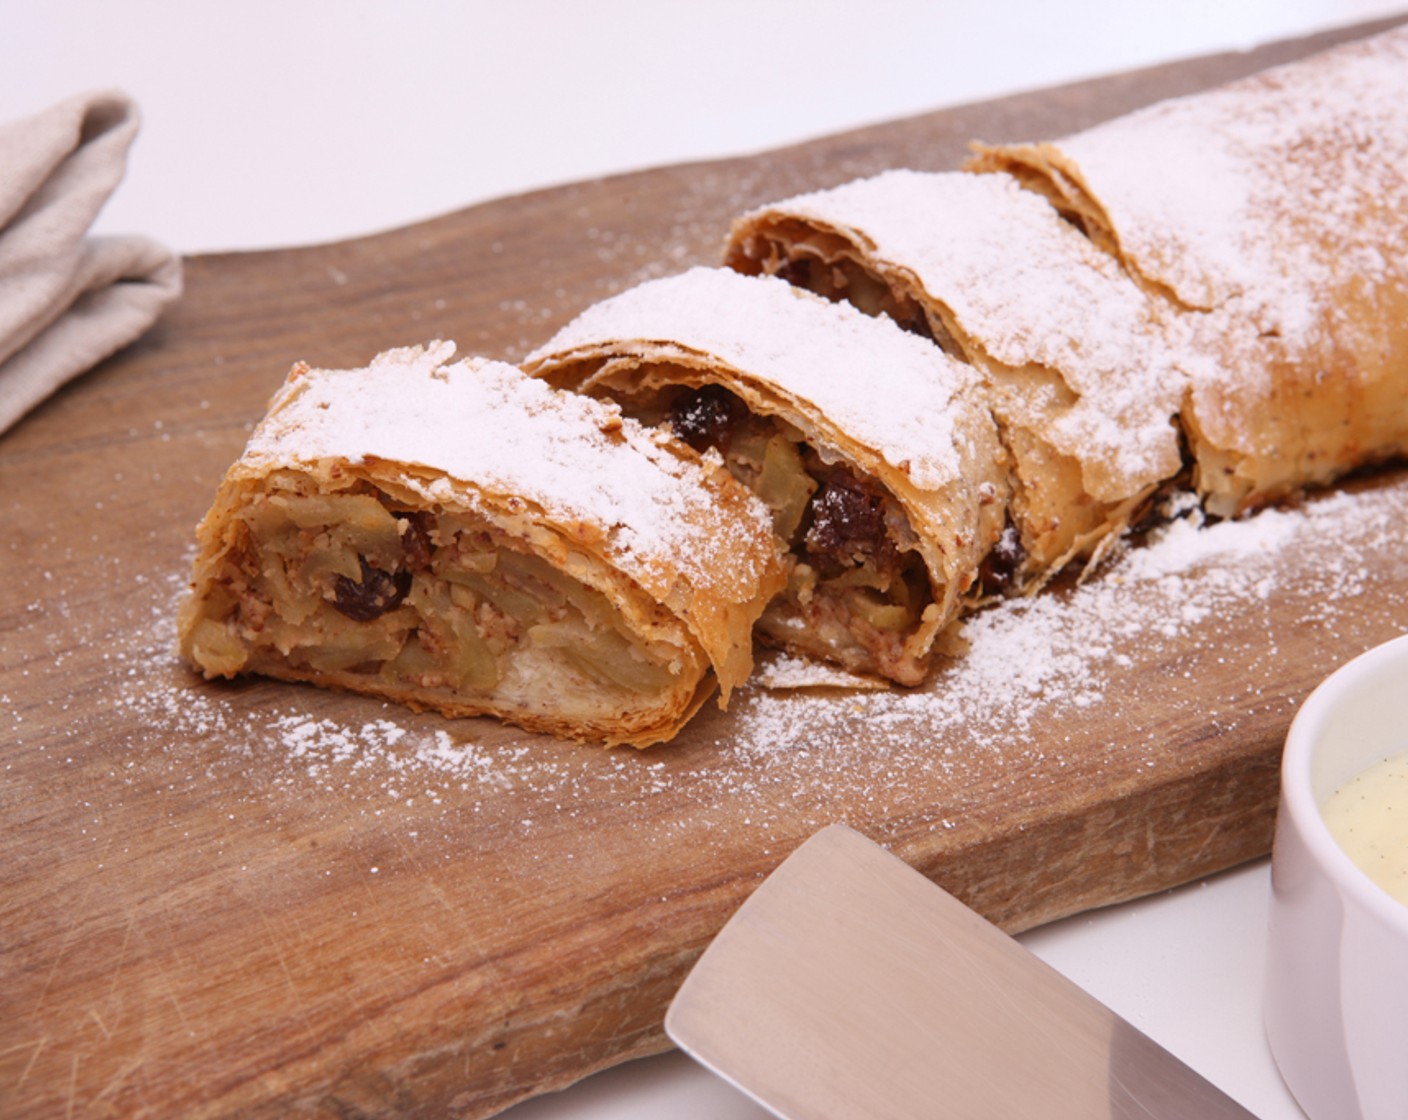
706,488,1395,771
525,267,984,492
79,475,1408,851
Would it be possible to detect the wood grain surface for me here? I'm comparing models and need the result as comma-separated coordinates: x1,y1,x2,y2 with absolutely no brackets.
4,17,1407,1119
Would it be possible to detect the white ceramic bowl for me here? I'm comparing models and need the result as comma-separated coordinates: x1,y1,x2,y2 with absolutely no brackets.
1265,634,1408,1120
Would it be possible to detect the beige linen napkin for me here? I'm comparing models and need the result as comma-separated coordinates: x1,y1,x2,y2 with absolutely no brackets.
0,89,182,434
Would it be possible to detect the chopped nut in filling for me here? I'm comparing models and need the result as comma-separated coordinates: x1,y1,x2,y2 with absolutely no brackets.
182,470,691,723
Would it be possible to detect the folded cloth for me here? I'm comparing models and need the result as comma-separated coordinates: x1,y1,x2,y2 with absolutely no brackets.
0,89,182,434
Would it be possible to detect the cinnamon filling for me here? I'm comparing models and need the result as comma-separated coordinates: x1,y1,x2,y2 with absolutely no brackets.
183,472,686,709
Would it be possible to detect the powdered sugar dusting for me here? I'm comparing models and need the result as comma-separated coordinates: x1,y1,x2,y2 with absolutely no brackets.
526,268,982,492
241,341,776,592
1053,24,1408,336
734,169,1186,498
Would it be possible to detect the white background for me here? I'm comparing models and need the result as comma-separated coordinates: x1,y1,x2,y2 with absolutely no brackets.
7,3,1407,1117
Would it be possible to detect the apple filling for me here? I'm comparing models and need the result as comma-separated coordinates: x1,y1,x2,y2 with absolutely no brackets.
737,232,1041,593
649,383,935,684
182,471,688,720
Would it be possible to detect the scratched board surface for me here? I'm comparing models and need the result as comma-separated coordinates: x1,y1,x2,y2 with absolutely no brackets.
3,17,1407,1120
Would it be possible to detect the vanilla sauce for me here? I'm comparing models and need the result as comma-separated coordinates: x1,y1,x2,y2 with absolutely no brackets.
1322,751,1408,908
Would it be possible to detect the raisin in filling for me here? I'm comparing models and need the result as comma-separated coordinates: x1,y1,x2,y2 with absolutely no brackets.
802,472,898,579
976,520,1025,595
333,557,413,621
329,510,433,621
666,384,747,453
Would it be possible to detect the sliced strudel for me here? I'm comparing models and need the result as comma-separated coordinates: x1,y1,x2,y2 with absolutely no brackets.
179,342,788,747
967,25,1408,516
524,267,1009,685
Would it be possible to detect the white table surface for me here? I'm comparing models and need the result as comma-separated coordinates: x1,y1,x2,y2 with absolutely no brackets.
9,3,1406,1116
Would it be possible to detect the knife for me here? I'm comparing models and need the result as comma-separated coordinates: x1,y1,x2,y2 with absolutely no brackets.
665,824,1258,1119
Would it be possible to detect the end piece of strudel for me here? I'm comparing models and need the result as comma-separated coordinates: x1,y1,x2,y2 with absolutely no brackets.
179,342,789,748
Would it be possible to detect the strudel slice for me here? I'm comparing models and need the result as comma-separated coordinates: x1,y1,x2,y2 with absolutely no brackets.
524,267,1009,685
178,342,788,747
967,25,1408,516
725,169,1185,586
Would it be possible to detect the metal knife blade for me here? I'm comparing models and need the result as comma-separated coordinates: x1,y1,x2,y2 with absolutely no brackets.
665,824,1258,1119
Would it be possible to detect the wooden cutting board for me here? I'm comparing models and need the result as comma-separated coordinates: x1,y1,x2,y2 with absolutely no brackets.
4,17,1407,1119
